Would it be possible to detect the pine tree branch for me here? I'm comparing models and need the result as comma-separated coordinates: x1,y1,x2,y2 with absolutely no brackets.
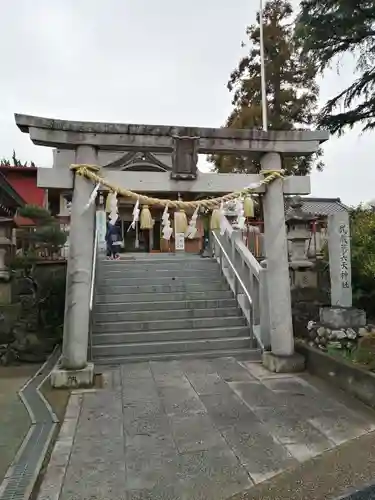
317,68,375,134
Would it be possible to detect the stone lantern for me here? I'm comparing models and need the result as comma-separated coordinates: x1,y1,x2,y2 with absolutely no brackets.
310,217,327,260
224,200,238,227
285,197,317,289
0,217,15,304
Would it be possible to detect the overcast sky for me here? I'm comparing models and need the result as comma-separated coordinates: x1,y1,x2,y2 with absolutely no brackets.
0,0,370,206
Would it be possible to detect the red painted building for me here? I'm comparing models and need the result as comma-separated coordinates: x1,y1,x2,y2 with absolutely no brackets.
0,165,47,225
0,164,70,259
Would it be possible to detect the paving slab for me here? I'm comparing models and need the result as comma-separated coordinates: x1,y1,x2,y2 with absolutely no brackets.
211,357,256,382
221,422,297,484
200,391,259,429
37,359,375,500
158,385,207,417
169,413,227,453
174,446,252,500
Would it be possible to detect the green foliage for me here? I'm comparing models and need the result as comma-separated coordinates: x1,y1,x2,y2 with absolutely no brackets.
11,252,39,271
10,205,67,337
350,206,375,316
18,204,54,222
0,150,35,168
10,266,66,341
327,334,375,371
296,0,375,135
210,0,323,175
327,343,356,362
13,205,67,266
352,340,375,370
29,225,67,252
35,267,66,337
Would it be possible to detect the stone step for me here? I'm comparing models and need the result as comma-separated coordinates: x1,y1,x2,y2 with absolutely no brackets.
93,315,247,334
92,336,252,357
99,254,209,263
98,273,221,285
98,260,219,272
93,347,261,365
97,281,227,295
96,289,234,303
94,306,242,323
92,325,249,345
95,298,238,313
97,268,221,279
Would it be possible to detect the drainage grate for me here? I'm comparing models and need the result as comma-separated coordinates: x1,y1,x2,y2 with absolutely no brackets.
0,351,59,500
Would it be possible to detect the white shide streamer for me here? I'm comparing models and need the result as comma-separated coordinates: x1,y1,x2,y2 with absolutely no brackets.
108,192,118,226
162,204,173,240
83,182,100,213
129,198,140,231
235,198,246,230
185,206,199,239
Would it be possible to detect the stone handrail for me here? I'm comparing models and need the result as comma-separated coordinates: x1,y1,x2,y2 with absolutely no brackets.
211,230,255,343
211,216,270,350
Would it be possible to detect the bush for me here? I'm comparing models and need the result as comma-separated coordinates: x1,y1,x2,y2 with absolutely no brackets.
15,204,67,263
34,266,66,338
10,205,67,337
350,206,375,318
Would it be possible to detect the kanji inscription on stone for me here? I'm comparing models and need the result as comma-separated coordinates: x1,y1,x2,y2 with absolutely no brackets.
338,223,350,289
328,214,352,307
171,136,199,180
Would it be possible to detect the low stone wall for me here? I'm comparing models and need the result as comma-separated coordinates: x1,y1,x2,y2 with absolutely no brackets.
296,341,375,410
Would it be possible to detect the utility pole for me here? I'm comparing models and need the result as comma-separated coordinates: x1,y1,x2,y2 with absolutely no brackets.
259,0,268,131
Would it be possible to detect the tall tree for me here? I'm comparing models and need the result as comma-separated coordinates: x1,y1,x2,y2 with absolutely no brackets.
296,0,375,135
349,205,375,315
211,0,323,175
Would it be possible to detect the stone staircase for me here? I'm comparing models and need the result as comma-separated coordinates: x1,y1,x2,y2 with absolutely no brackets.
91,254,260,364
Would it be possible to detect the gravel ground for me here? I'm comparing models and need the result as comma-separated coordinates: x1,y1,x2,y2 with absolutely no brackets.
230,430,375,500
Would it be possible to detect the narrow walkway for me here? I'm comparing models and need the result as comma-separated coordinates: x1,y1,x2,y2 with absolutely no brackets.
0,351,59,500
38,358,375,500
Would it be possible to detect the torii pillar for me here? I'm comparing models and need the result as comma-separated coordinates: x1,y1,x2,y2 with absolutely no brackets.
261,152,304,372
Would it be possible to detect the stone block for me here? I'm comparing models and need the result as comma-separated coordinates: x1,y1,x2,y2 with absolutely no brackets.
0,282,12,305
262,351,305,373
291,269,318,289
50,362,94,388
320,306,366,329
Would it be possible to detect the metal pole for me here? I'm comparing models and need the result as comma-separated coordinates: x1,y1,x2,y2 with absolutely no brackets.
259,0,268,131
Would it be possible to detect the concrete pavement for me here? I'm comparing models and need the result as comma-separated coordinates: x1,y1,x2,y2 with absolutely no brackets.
37,358,375,500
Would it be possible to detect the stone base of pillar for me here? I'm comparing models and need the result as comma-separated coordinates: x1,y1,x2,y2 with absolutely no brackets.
262,351,305,373
50,362,94,389
320,306,366,330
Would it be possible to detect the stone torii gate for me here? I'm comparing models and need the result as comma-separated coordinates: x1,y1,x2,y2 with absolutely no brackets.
15,114,328,384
